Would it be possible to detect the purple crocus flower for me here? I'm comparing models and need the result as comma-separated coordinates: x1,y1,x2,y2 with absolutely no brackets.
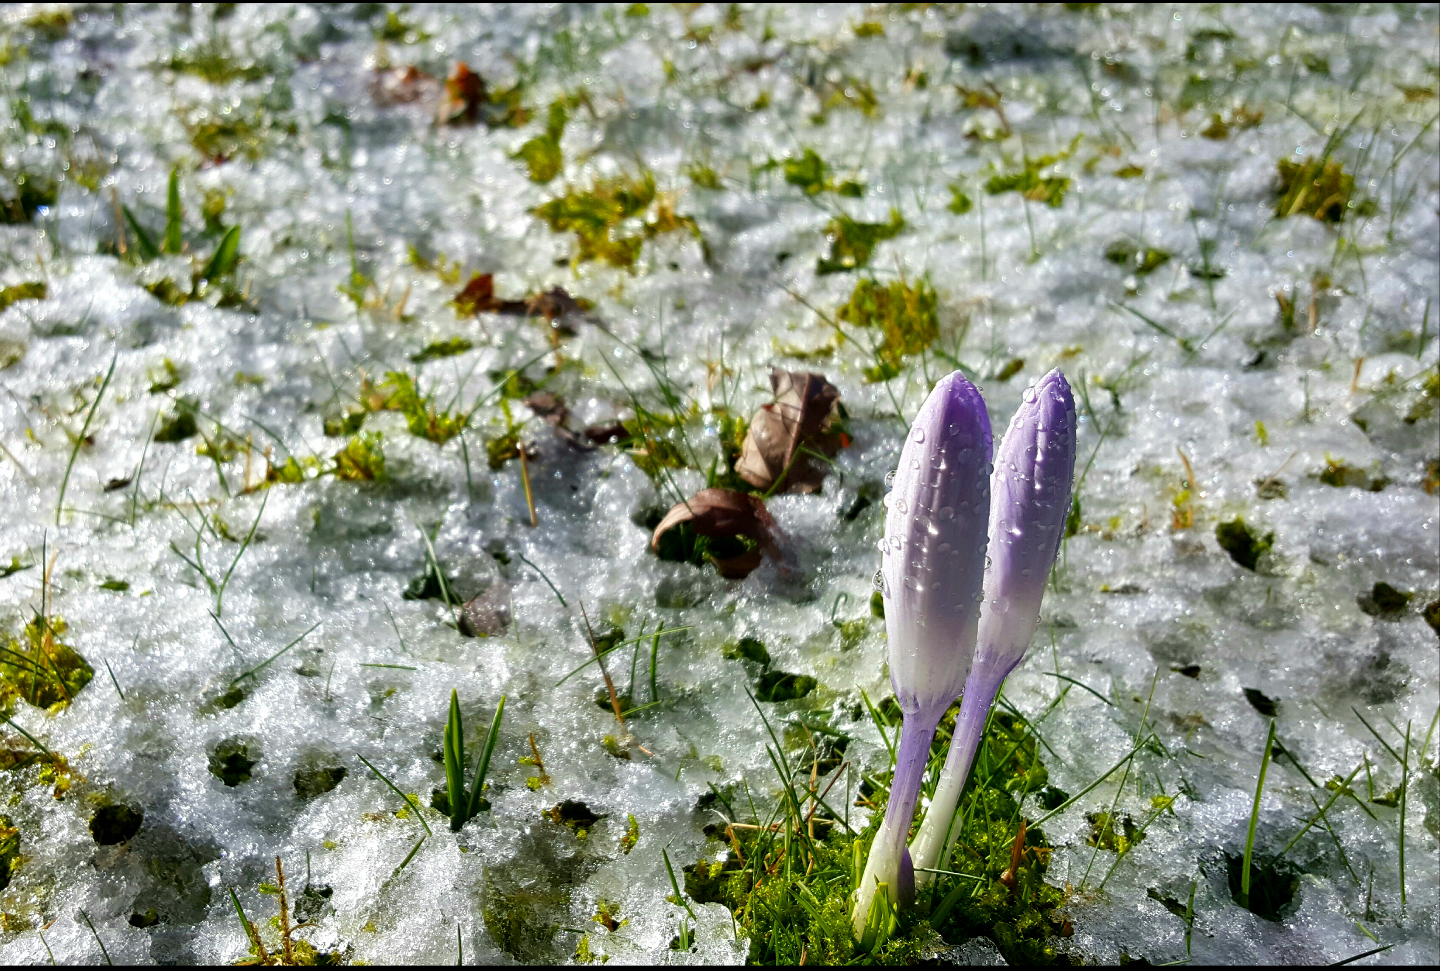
852,371,992,936
909,368,1077,884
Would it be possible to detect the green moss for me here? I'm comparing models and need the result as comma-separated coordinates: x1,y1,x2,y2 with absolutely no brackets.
836,277,938,381
1,615,94,710
722,637,770,666
753,671,816,703
985,138,1080,209
0,280,45,311
209,738,257,787
1275,156,1369,224
685,163,722,190
513,100,568,183
1104,240,1171,276
534,173,670,267
1318,457,1387,492
0,816,17,893
817,210,905,275
410,336,474,364
1214,517,1273,572
947,184,972,215
367,371,467,444
332,432,385,482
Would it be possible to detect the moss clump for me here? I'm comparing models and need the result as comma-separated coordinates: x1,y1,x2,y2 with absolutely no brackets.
1104,240,1171,276
753,670,816,703
1215,517,1272,572
985,139,1080,209
534,172,698,268
1317,457,1387,492
410,337,474,364
1,615,94,709
1357,581,1413,619
364,372,467,445
0,280,46,311
683,707,1071,965
836,277,939,382
781,149,864,197
0,815,17,892
210,738,257,787
513,100,568,184
332,433,385,482
816,210,905,275
1275,156,1369,223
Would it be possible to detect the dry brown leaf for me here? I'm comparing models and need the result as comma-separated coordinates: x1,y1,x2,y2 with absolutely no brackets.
458,581,510,638
735,369,846,495
437,62,485,125
650,488,782,579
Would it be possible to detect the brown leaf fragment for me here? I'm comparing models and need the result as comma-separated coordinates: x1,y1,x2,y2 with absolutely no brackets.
650,488,782,579
452,277,598,340
370,65,438,106
583,422,629,446
525,392,594,450
458,582,511,638
437,62,485,125
735,369,846,495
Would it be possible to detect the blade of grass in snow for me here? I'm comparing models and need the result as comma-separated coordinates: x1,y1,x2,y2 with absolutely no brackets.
1239,720,1277,910
56,351,117,526
229,621,321,686
356,753,432,836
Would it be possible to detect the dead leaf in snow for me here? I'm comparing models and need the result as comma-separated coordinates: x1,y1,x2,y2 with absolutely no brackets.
650,488,782,579
735,369,847,494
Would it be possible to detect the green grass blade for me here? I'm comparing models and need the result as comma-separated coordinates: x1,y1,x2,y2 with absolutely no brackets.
392,834,427,876
859,687,896,765
357,753,432,836
464,694,506,823
230,620,321,686
445,690,465,831
661,846,696,921
164,165,183,254
56,351,117,525
122,205,159,261
1399,721,1410,907
202,225,242,281
1240,720,1277,908
79,910,113,966
1278,759,1364,859
215,488,268,616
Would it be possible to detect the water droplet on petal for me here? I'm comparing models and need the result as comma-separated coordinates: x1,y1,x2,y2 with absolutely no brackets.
1022,387,1038,403
894,498,908,514
938,506,954,520
884,470,897,490
912,427,925,443
873,570,887,593
903,576,918,591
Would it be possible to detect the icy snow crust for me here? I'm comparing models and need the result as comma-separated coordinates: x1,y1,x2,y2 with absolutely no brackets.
0,2,1436,965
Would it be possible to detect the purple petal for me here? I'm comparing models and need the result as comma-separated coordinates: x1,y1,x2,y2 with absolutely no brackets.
977,367,1077,676
880,370,993,717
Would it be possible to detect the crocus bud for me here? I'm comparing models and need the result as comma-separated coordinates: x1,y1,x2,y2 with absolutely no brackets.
852,371,992,936
909,369,1077,884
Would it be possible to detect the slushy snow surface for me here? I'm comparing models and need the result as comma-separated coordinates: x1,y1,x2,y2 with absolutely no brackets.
0,3,1437,965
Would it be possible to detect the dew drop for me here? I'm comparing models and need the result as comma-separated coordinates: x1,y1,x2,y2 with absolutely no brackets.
903,576,918,591
938,506,954,520
873,570,887,593
894,498,908,514
911,427,926,443
884,469,897,490
1022,387,1038,403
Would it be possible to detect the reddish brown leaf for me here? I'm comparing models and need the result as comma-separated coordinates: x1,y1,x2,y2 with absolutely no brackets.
650,488,782,579
437,62,485,125
735,369,845,495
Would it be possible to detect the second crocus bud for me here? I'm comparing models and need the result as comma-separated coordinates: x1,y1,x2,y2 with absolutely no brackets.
852,371,992,938
909,368,1077,885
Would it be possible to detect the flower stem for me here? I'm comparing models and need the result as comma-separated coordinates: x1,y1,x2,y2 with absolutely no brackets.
909,668,1006,885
